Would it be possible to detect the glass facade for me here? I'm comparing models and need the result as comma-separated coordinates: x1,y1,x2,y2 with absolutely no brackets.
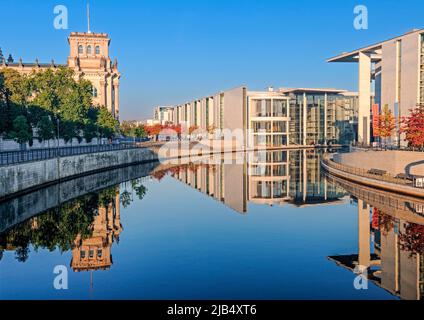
253,99,272,117
289,92,358,146
273,99,288,117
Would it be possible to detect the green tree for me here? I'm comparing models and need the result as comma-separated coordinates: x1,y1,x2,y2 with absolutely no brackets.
0,69,28,136
36,115,55,146
97,106,119,140
10,115,32,148
134,126,146,138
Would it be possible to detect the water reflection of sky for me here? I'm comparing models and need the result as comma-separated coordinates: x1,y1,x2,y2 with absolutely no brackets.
0,175,397,300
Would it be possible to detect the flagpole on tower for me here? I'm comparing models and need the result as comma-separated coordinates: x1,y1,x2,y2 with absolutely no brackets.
87,0,91,33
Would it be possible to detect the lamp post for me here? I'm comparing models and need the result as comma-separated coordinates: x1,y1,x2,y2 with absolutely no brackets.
55,110,61,157
57,117,60,155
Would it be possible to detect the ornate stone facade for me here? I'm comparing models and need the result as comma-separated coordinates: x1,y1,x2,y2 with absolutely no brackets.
0,31,121,119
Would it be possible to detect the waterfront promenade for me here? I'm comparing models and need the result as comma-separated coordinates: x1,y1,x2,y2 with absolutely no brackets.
322,150,424,198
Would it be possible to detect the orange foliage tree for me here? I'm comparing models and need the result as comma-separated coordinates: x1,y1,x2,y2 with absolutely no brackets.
401,104,424,149
375,105,396,146
145,124,163,141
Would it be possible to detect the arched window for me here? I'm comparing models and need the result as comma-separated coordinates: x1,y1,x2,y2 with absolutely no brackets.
87,45,92,54
93,87,98,98
95,46,101,55
78,45,83,54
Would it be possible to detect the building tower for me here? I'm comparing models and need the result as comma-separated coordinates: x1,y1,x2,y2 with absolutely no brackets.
67,3,121,119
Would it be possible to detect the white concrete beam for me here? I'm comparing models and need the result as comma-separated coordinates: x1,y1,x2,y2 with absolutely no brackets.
358,52,372,145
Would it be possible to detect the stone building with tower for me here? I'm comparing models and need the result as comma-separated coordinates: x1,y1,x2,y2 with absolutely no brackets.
0,31,121,119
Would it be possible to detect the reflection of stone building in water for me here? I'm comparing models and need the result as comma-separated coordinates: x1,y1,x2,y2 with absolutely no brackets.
169,150,347,214
71,192,122,272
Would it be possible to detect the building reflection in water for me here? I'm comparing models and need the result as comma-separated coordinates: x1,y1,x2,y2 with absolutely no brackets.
1,149,423,301
327,175,424,300
0,181,147,274
164,149,348,213
71,192,122,272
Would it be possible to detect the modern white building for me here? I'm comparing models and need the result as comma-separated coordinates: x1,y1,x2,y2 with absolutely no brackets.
159,86,360,148
328,28,424,146
154,106,175,125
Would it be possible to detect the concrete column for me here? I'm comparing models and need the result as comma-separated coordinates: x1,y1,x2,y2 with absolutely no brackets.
114,84,120,119
100,80,107,107
107,76,113,113
324,94,328,144
303,149,307,202
358,52,372,145
358,199,371,269
303,93,307,146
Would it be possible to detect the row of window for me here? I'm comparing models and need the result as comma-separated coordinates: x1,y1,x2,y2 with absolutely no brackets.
251,151,288,163
252,121,287,133
250,164,287,177
78,45,101,55
80,249,103,259
254,180,288,199
251,99,289,117
253,135,288,147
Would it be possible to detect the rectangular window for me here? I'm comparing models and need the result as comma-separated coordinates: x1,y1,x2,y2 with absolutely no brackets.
273,151,287,163
272,135,287,147
273,100,288,117
254,151,273,163
89,250,94,259
251,165,272,176
253,135,272,147
253,99,271,117
194,102,198,126
272,165,287,176
273,181,287,198
273,121,287,133
206,99,209,128
80,251,86,259
257,181,272,198
220,94,224,130
252,121,272,133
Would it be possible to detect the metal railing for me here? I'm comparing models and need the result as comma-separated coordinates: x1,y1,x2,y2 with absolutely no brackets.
322,155,424,189
351,143,424,152
0,142,162,166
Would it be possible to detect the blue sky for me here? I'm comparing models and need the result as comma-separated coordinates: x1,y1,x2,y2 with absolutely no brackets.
0,0,423,120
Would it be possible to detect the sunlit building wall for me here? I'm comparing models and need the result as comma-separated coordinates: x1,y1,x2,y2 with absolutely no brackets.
328,28,424,145
247,90,291,148
161,87,361,147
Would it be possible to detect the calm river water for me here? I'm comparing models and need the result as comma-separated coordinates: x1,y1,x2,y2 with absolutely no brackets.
1,149,423,300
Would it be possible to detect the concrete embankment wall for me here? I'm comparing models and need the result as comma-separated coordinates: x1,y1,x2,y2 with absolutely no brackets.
334,150,424,176
0,162,158,233
0,147,158,200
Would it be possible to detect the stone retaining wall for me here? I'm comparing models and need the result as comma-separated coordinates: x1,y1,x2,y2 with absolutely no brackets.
0,147,158,200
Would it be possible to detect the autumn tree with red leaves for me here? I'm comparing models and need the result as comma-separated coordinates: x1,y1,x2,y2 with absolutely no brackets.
399,223,424,256
401,104,424,149
145,124,163,141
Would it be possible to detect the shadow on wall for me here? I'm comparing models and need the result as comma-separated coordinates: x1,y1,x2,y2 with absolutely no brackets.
405,160,424,177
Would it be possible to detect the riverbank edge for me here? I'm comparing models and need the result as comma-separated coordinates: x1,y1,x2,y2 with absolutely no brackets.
321,156,424,198
0,144,341,201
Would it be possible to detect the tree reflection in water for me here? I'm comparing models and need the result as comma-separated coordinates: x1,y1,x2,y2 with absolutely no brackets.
0,178,148,264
